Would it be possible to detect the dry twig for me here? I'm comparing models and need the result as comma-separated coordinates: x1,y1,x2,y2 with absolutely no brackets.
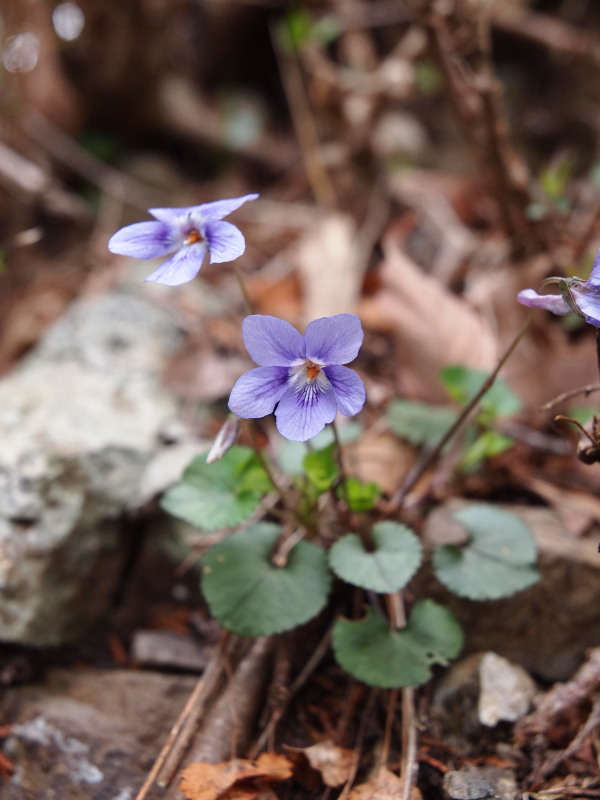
406,0,547,255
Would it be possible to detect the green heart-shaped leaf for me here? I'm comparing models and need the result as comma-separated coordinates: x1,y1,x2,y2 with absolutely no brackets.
202,523,331,636
432,504,539,600
329,522,422,592
333,601,463,688
161,447,270,531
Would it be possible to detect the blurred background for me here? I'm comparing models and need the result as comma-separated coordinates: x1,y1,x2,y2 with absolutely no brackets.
3,0,600,389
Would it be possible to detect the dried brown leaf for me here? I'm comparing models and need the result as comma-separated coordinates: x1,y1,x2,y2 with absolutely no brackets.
180,753,293,800
525,476,600,537
288,740,356,787
347,432,415,495
374,232,497,401
293,212,361,322
347,767,422,800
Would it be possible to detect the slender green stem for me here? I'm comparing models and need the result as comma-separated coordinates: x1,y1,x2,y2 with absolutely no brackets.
389,312,532,510
245,421,287,505
232,262,255,315
331,419,349,504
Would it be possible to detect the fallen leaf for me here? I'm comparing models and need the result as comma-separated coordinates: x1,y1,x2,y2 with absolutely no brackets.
347,430,415,495
246,272,302,322
287,740,356,787
374,231,497,402
180,753,293,800
525,476,600,537
293,211,361,322
347,767,422,800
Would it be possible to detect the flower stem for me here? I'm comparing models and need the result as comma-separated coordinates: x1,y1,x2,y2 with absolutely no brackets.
245,421,287,505
232,262,255,315
331,419,349,504
388,312,532,510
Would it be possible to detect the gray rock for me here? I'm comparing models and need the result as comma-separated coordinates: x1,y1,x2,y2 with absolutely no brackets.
1,668,196,799
0,291,186,645
131,629,212,672
443,765,517,800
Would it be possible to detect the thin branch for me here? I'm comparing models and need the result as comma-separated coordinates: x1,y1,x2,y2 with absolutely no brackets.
408,0,543,254
232,262,256,316
400,688,418,800
540,383,600,411
388,312,532,510
248,624,334,758
379,689,398,770
21,109,161,210
270,20,337,208
338,688,378,800
134,633,236,800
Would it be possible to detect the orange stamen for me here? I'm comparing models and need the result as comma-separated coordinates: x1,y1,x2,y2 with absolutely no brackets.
306,362,320,380
185,228,203,245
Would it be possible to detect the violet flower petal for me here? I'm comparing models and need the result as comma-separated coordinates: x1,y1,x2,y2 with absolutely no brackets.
204,220,246,263
228,366,289,418
108,221,175,259
193,193,259,221
574,289,600,327
304,314,364,365
323,365,366,417
587,248,600,288
517,289,570,315
144,242,207,286
148,207,189,225
275,380,338,442
242,315,305,366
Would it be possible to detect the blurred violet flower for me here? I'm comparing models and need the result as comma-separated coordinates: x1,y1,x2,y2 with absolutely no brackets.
228,314,366,442
517,249,600,327
108,194,258,286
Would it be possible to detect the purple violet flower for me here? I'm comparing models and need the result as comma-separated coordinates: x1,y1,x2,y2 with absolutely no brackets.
517,249,600,327
228,314,366,442
108,194,258,286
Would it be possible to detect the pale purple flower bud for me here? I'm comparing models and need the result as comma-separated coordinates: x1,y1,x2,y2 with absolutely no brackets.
206,416,241,464
517,247,600,328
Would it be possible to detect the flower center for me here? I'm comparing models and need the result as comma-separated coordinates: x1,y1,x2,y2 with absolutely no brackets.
305,360,321,382
184,228,203,245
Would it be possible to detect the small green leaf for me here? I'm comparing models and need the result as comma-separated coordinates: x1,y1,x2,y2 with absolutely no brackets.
459,430,514,472
333,601,463,688
202,523,331,636
415,60,442,95
338,477,381,512
303,445,339,493
161,447,269,531
329,522,422,592
279,7,340,53
440,366,521,420
387,399,456,446
432,504,540,600
277,423,362,476
540,155,573,203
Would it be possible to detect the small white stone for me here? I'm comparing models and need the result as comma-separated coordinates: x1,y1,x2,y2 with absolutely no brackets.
478,652,537,727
